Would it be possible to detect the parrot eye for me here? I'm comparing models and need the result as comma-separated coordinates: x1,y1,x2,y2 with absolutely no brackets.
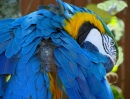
110,40,115,46
102,34,117,60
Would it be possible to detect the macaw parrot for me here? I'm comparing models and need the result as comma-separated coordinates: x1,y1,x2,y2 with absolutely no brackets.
0,0,118,99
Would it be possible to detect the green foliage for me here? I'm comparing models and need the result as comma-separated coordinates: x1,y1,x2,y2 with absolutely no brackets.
97,0,128,15
107,17,125,41
116,47,124,66
0,0,21,19
111,85,124,99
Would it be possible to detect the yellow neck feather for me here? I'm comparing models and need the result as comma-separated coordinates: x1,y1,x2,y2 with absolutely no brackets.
64,12,105,39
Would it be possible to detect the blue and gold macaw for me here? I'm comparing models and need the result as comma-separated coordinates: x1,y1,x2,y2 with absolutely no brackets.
0,0,118,99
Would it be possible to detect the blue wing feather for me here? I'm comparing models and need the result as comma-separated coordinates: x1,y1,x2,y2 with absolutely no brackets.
21,25,36,36
11,39,21,54
0,52,18,97
52,14,64,24
54,30,114,99
22,39,37,54
3,57,49,99
0,32,12,43
5,39,14,58
0,19,14,55
58,47,78,62
0,0,114,99
0,19,14,31
0,53,7,74
21,38,42,63
21,16,37,29
57,67,75,88
51,19,62,28
65,87,82,99
76,67,92,98
15,26,24,39
0,4,56,99
3,56,18,74
44,28,56,37
38,9,55,18
41,18,54,29
51,37,62,45
0,40,10,54
0,75,5,97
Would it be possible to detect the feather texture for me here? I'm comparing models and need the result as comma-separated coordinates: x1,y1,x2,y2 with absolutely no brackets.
0,0,116,99
54,32,113,99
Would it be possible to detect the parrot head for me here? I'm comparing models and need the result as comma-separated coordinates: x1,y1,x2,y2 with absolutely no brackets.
56,0,118,72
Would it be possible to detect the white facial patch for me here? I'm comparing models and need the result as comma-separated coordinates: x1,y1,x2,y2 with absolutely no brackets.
84,28,116,64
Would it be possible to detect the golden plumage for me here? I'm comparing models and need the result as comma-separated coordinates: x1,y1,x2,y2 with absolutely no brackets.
63,12,105,39
48,72,63,99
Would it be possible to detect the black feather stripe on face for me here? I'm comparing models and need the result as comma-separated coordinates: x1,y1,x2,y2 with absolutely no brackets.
77,22,100,45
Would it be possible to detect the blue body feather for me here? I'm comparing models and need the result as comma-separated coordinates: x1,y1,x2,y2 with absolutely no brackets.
0,0,115,99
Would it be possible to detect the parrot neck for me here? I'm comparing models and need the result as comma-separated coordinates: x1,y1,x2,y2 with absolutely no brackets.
84,28,115,65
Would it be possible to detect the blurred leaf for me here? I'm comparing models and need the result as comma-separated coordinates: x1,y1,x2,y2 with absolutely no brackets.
107,17,125,41
86,4,113,23
97,0,128,15
116,46,124,66
112,65,118,72
111,85,124,99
